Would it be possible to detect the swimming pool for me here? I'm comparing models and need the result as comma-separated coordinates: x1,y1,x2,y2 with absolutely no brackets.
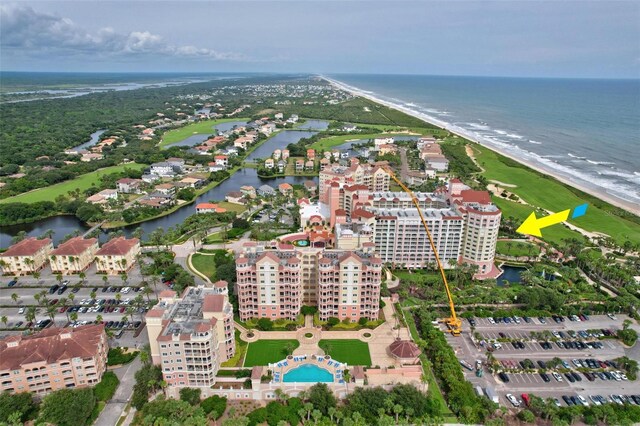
283,364,334,383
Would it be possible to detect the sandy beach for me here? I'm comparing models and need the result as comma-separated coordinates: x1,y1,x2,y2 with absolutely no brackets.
323,76,640,217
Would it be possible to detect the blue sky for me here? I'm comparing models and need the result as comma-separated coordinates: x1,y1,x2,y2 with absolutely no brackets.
1,1,639,78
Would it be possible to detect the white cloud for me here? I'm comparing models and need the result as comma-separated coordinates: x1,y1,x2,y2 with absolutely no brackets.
0,4,247,61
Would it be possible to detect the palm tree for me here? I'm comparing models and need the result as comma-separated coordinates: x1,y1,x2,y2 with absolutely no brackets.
96,314,103,324
90,290,97,300
1,316,7,328
11,293,20,306
45,305,57,323
102,275,108,286
79,271,86,284
25,307,36,329
70,312,78,324
120,272,128,286
33,270,41,283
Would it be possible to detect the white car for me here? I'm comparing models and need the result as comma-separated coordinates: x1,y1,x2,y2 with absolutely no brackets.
121,287,131,294
616,371,628,380
553,372,563,382
572,359,582,368
611,371,622,381
488,317,495,324
493,342,502,349
506,394,520,407
18,307,25,314
607,313,617,320
577,395,589,406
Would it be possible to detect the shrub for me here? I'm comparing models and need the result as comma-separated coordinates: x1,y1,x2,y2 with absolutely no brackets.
358,317,368,326
93,372,120,401
179,387,201,405
38,388,96,426
518,409,536,423
0,392,37,424
326,317,339,327
300,305,318,316
107,347,139,366
257,317,273,331
201,395,227,419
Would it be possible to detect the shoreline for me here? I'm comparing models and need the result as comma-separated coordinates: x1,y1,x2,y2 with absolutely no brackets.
323,76,640,217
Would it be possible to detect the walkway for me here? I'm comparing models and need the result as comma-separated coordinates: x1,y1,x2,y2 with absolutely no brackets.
94,357,142,426
236,298,412,368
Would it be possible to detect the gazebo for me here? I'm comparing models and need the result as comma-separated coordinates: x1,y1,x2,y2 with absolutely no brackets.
387,338,421,365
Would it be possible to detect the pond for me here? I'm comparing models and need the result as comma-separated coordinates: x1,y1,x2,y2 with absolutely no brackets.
296,120,330,130
69,129,106,151
496,265,526,285
246,130,318,161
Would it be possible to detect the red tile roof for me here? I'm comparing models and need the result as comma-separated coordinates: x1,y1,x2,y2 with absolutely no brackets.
202,294,225,312
460,190,491,204
96,237,139,256
0,324,105,370
388,339,421,359
1,237,51,257
51,237,97,256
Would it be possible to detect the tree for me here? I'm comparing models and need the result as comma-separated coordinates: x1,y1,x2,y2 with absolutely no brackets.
307,383,336,415
38,388,96,426
326,317,340,327
141,398,208,425
11,293,19,306
201,395,227,420
257,317,273,331
0,392,37,424
179,387,202,405
518,409,536,423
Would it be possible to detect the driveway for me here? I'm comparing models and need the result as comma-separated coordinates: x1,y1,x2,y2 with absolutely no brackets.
94,357,142,426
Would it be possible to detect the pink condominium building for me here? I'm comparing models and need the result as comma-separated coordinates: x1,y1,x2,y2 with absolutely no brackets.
146,286,235,394
235,244,382,322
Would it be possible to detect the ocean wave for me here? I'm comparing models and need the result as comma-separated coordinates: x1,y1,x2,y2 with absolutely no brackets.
528,140,543,145
567,153,587,160
467,123,490,130
586,159,615,166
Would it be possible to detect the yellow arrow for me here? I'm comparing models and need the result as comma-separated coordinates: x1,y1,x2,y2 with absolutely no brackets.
516,209,571,237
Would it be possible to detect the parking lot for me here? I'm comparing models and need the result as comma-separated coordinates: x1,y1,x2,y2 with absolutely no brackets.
446,314,640,409
0,263,160,341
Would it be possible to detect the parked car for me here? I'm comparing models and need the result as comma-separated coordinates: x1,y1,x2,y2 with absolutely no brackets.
540,373,551,382
506,394,520,407
498,372,510,383
49,284,59,294
7,279,17,287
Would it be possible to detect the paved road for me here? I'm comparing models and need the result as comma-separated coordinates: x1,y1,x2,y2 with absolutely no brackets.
95,357,142,426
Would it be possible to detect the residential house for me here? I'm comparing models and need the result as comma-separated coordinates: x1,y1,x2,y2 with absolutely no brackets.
260,123,276,136
306,149,315,160
150,162,177,177
319,158,330,171
195,203,227,214
179,177,204,189
116,178,143,194
214,155,229,168
49,237,99,274
273,149,281,160
0,325,108,396
277,160,286,173
81,153,103,162
274,113,284,120
208,162,225,173
240,185,256,199
305,160,314,171
264,159,275,169
86,189,117,206
278,183,293,196
379,144,397,155
304,180,317,195
257,185,275,197
295,159,304,172
94,237,141,275
154,183,176,196
282,149,290,160
0,238,53,275
225,191,245,205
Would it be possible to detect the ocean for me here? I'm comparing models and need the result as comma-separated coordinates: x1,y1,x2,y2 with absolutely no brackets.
328,74,640,209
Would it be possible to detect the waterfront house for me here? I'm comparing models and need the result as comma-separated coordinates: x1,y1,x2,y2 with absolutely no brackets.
95,237,141,274
278,183,294,196
305,160,315,171
86,189,118,206
282,149,290,160
295,159,304,172
257,184,275,197
304,180,317,195
264,158,275,169
225,191,245,205
49,237,99,274
154,183,176,195
196,203,227,214
208,162,225,172
277,160,286,173
306,149,315,160
150,162,177,177
240,185,256,198
319,158,330,171
0,238,53,276
273,149,281,160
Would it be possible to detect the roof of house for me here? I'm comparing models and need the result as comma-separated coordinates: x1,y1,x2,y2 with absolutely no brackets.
95,237,139,256
213,280,228,288
388,339,421,359
1,238,52,257
0,324,105,370
279,183,293,190
459,189,491,204
202,294,226,312
304,180,317,188
51,237,97,256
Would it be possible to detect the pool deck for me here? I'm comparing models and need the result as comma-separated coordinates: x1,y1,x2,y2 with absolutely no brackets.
238,298,412,368
269,355,346,384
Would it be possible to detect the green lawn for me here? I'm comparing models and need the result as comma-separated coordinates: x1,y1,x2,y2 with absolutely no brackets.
496,241,541,257
159,117,250,148
318,339,371,366
472,144,640,245
190,253,216,281
0,163,146,204
244,339,300,367
492,197,585,246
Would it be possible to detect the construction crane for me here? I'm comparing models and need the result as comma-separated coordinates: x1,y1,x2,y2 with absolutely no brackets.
383,167,462,336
